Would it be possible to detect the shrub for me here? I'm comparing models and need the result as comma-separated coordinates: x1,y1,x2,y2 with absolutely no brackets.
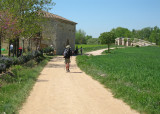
11,65,22,82
0,57,13,68
24,59,37,68
42,47,54,53
0,47,53,74
87,38,99,45
0,63,6,73
35,56,45,63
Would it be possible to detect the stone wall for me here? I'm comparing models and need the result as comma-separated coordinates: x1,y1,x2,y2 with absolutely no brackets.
41,19,76,55
41,18,57,48
56,20,75,54
115,38,122,45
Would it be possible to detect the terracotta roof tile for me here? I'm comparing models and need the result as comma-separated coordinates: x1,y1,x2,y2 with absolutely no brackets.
41,11,77,25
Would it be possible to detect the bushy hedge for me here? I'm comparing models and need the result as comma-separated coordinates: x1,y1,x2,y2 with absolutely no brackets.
42,47,54,53
0,47,54,73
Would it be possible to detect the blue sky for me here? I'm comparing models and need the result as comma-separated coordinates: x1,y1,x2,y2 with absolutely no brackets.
49,0,160,38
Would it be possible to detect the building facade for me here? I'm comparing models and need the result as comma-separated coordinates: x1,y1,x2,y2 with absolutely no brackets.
41,11,77,54
115,38,132,46
1,11,77,55
115,38,155,47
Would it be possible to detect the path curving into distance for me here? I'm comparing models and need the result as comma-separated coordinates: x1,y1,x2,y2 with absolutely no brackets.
19,49,138,114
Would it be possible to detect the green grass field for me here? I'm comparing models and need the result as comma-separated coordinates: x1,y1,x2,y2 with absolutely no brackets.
76,46,160,113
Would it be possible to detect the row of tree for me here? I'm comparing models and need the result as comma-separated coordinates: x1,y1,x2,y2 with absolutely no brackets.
75,29,93,44
76,26,160,46
110,26,160,45
98,26,160,53
0,0,54,57
75,29,100,45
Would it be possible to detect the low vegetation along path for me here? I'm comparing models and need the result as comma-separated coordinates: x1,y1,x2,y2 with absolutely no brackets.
19,49,138,114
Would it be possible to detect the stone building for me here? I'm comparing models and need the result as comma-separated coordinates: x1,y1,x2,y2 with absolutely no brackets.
115,38,155,47
115,38,131,46
41,11,77,54
1,11,77,55
115,38,122,45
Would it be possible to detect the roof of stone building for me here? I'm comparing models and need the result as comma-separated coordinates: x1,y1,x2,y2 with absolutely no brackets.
41,11,77,25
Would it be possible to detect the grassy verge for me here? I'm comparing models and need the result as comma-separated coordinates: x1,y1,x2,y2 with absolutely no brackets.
76,46,160,114
0,55,53,114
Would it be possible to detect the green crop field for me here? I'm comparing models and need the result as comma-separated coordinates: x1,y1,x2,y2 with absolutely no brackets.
76,46,160,113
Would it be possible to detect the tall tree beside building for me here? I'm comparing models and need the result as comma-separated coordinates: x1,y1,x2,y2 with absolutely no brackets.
0,0,55,56
0,11,21,56
75,30,94,44
75,29,86,44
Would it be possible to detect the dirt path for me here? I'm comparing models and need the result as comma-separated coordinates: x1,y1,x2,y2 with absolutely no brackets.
86,48,113,55
19,49,138,114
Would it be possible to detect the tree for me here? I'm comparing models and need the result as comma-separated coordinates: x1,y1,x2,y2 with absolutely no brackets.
0,10,21,56
85,35,92,43
131,29,136,38
87,38,99,45
149,26,160,45
131,27,153,40
130,38,134,46
0,0,55,56
99,32,115,53
75,29,86,44
124,38,127,47
111,27,131,38
140,27,152,40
